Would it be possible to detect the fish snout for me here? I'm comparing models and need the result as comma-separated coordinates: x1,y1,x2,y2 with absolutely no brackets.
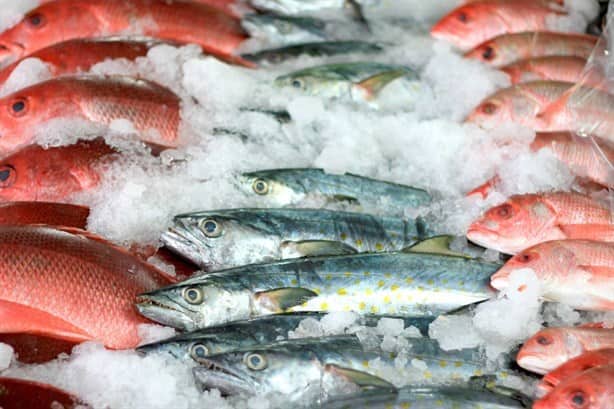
0,42,23,68
489,270,510,290
516,354,550,375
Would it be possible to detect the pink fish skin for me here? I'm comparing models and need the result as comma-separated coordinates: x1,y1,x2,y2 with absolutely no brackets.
467,192,614,254
517,326,614,374
501,56,606,89
490,240,614,311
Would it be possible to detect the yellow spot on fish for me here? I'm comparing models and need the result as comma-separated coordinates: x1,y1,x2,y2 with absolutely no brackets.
391,284,399,291
405,277,414,284
337,288,347,295
375,243,384,251
325,274,332,280
384,272,392,278
362,361,369,368
313,288,321,295
423,371,432,379
439,360,447,368
436,400,444,406
474,369,483,376
355,239,363,247
459,281,465,287
401,403,410,409
385,404,393,409
340,233,347,240
320,302,329,310
291,279,298,285
377,280,385,288
370,306,379,313
427,279,434,286
365,289,373,296
359,302,366,310
454,362,463,368
344,271,352,277
383,296,391,304
500,371,508,379
417,286,424,292
354,279,362,285
364,271,370,277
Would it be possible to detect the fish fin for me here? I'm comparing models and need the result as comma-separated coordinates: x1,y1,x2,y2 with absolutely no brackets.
255,288,318,311
0,333,78,364
355,70,408,100
578,322,605,329
325,364,395,389
331,194,360,204
558,224,614,241
403,235,471,258
281,240,358,257
346,0,371,33
0,299,92,344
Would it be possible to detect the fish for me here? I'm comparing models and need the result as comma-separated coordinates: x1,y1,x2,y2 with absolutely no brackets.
240,13,329,46
274,62,419,102
0,333,77,364
0,225,172,349
0,139,117,203
239,168,431,209
516,326,614,374
249,0,367,22
0,38,157,85
0,0,249,67
161,207,431,271
534,85,614,143
0,75,181,154
467,192,614,254
193,0,255,18
490,240,614,311
137,312,435,360
532,365,614,409
501,56,605,88
431,0,567,51
465,81,572,129
0,201,90,228
191,335,514,400
0,377,86,409
136,238,499,330
241,41,382,65
464,32,598,68
537,349,614,396
321,386,529,409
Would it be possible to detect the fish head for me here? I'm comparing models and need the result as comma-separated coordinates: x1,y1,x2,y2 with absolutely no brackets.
465,87,541,128
464,39,510,67
430,3,499,51
533,366,612,409
467,195,557,254
517,328,580,374
0,147,33,201
192,345,321,397
162,212,280,271
275,70,344,98
250,0,340,15
136,278,253,331
241,14,326,43
238,171,306,205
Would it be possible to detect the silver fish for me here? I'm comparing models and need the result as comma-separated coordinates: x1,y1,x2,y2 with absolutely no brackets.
241,41,382,64
191,336,514,401
239,168,431,209
161,208,431,271
136,313,435,361
136,239,499,331
274,62,419,101
241,14,328,46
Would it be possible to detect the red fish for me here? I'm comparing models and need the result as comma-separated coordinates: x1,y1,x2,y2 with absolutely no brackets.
517,326,614,374
0,0,249,66
0,201,89,227
0,333,77,364
464,32,598,68
467,192,614,254
0,377,86,409
533,365,614,409
0,38,157,85
491,240,614,311
0,225,172,349
431,0,566,51
538,349,614,396
465,81,572,129
501,56,605,89
0,75,181,154
0,139,117,203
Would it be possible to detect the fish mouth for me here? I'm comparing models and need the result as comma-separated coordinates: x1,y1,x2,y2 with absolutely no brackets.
466,226,502,250
192,361,255,395
135,294,197,332
161,226,211,270
516,355,552,375
0,42,24,68
489,272,510,291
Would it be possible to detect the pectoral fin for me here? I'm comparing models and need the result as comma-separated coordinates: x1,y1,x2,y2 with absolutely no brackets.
325,364,395,389
403,235,470,258
356,70,408,100
281,240,358,258
255,288,318,311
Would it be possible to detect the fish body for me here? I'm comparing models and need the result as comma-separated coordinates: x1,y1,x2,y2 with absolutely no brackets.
0,377,85,409
517,326,614,374
431,0,566,51
194,0,255,18
0,0,248,66
467,192,614,254
241,41,382,64
0,139,116,203
464,32,598,68
136,249,499,330
239,168,431,209
538,348,614,395
0,38,157,85
0,75,181,154
274,62,419,101
465,81,572,129
241,13,329,46
491,240,614,311
137,312,435,360
533,365,614,409
0,225,171,349
0,201,89,228
161,207,430,271
501,56,604,88
249,0,354,16
321,386,528,409
191,336,511,400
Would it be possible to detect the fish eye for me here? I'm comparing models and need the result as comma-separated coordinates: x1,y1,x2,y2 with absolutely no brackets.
494,203,513,218
252,178,269,195
199,218,222,238
182,287,204,305
190,343,209,361
569,390,587,407
278,21,292,34
27,13,46,28
517,251,538,264
537,335,552,345
9,98,28,117
0,165,16,188
481,102,498,115
482,46,495,61
244,353,267,371
457,12,468,23
291,79,304,89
